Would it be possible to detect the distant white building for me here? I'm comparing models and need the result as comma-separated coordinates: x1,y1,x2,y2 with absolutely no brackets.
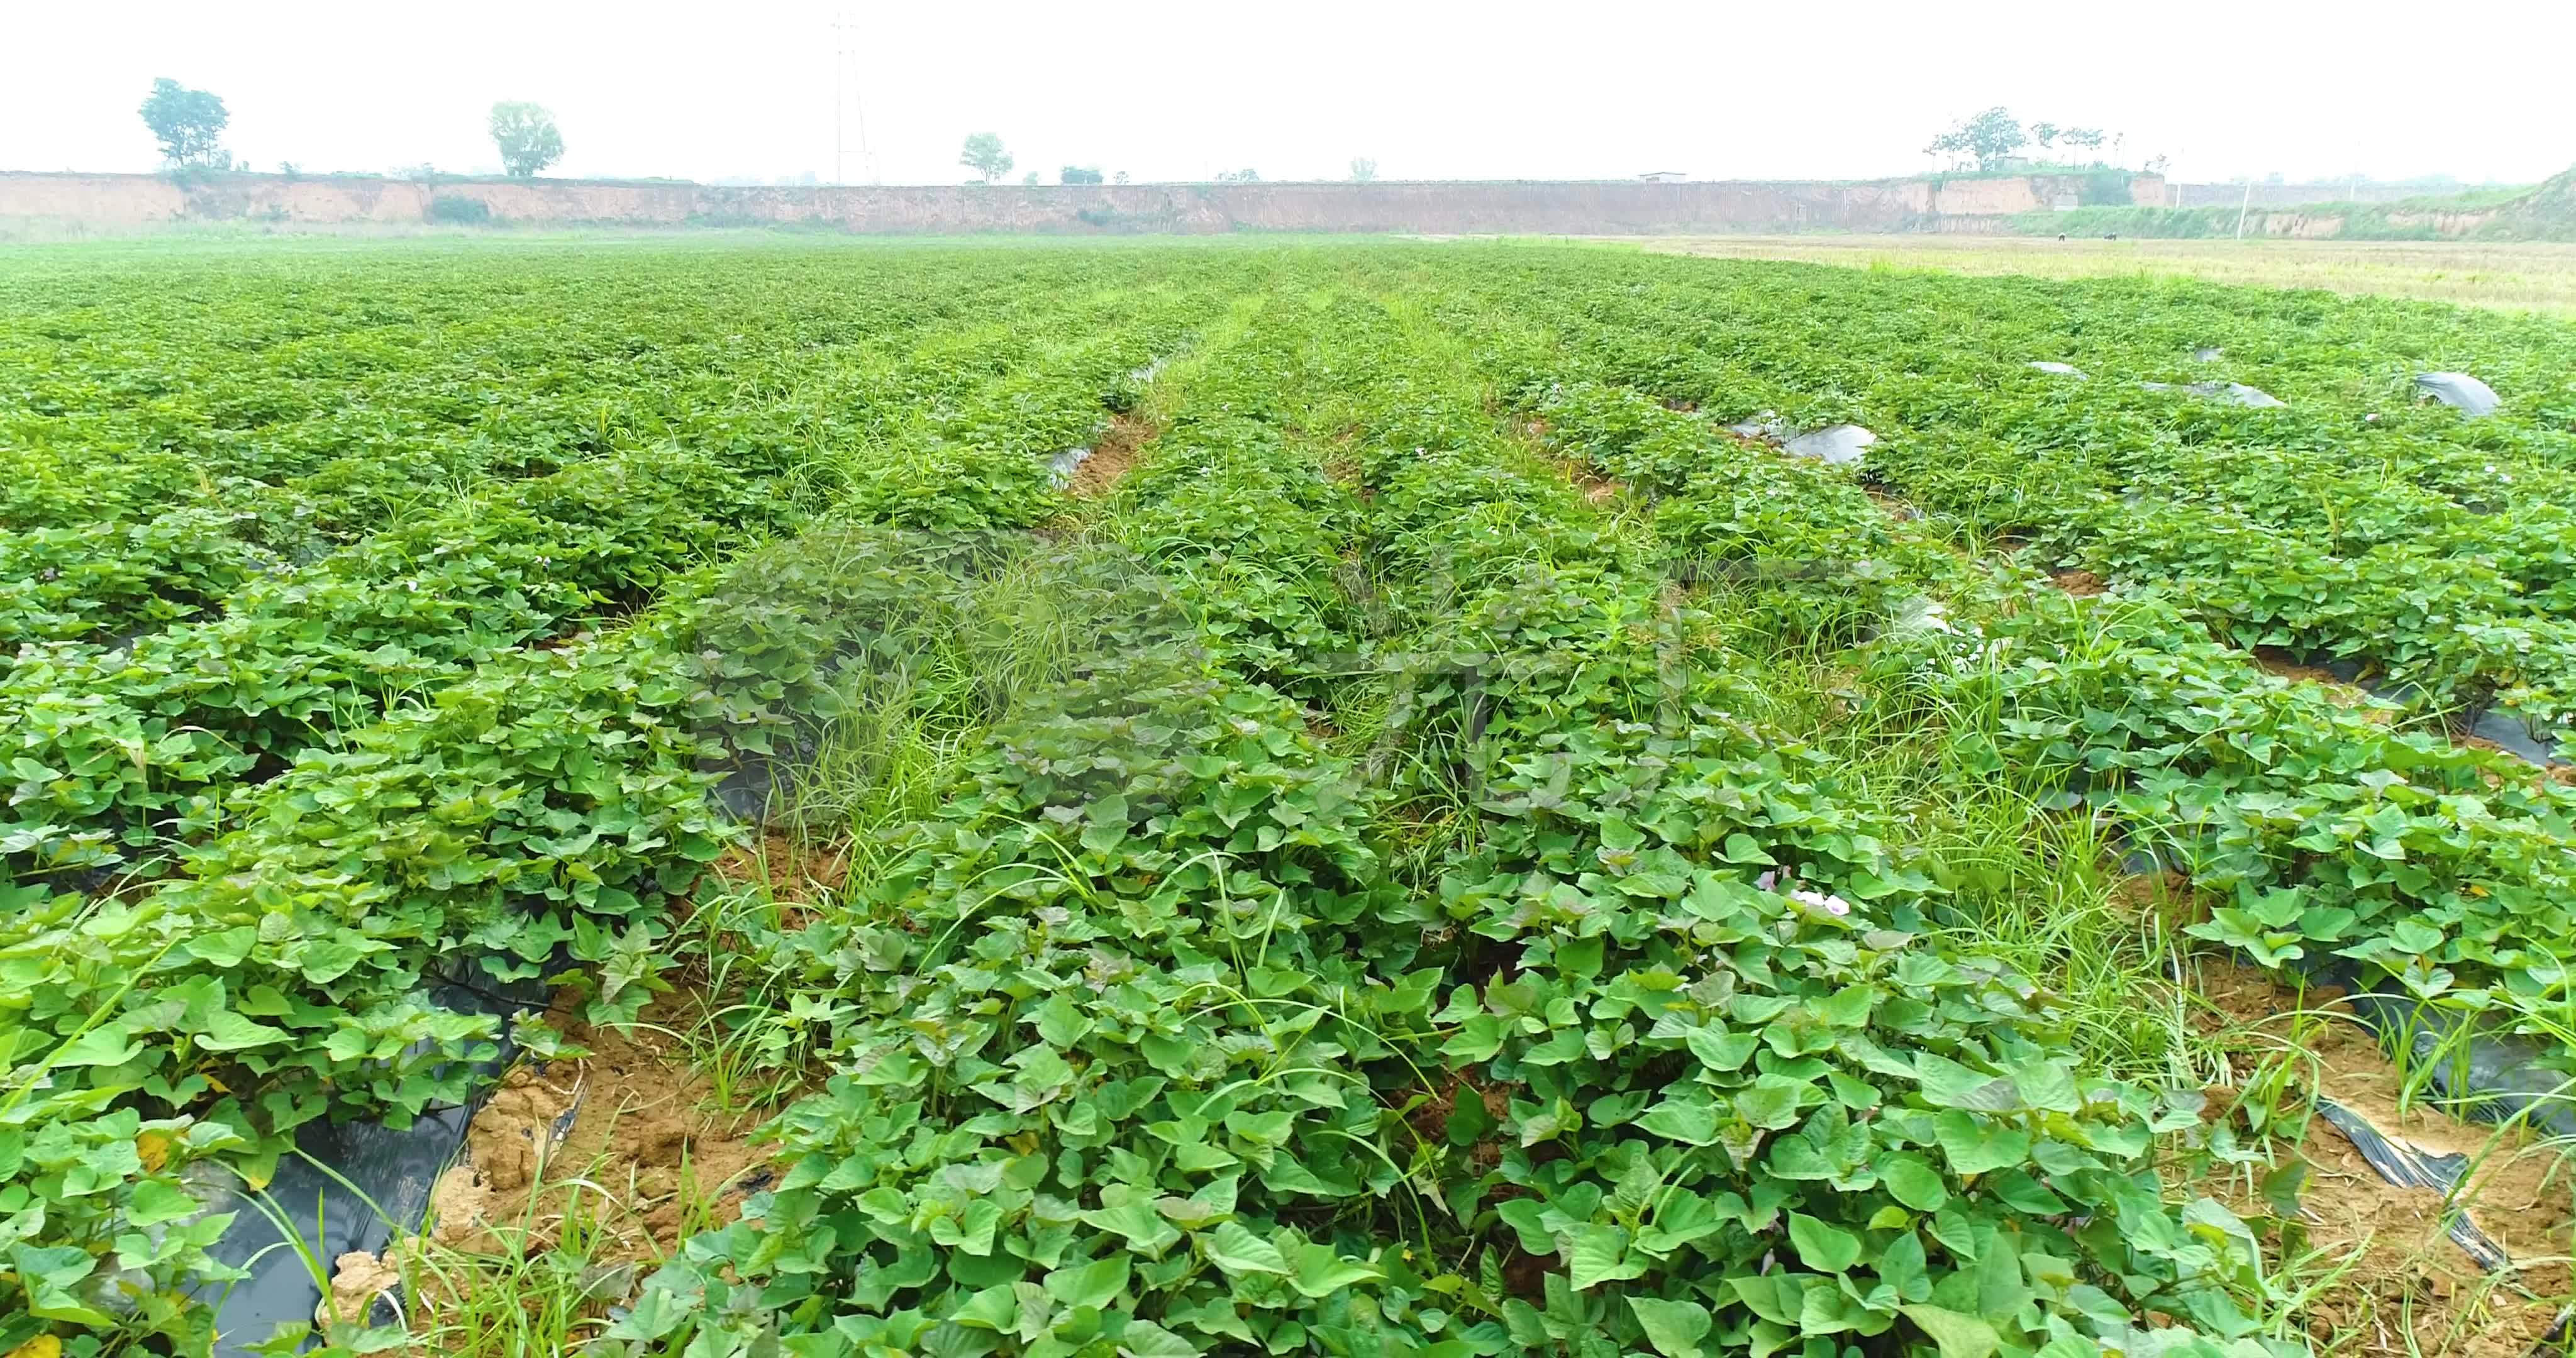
1637,170,1688,184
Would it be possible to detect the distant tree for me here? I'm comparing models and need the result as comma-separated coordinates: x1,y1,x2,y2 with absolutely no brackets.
488,102,565,179
2029,122,2059,153
1022,170,1040,185
1213,168,1261,184
960,132,1013,184
2143,153,2172,175
1923,107,2026,172
138,79,229,167
1349,157,1378,183
278,161,300,179
2059,127,2106,157
1113,170,1130,184
1061,165,1104,185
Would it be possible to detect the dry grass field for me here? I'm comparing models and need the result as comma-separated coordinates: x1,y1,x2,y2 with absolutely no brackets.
1612,233,2576,315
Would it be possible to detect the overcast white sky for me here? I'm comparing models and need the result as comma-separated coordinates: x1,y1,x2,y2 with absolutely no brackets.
5,0,2570,187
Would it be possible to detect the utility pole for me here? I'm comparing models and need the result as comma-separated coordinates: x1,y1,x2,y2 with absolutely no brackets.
830,8,846,184
829,5,878,185
2235,180,2253,239
854,70,877,184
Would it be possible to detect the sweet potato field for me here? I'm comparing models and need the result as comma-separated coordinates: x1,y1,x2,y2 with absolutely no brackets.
4,239,2573,1357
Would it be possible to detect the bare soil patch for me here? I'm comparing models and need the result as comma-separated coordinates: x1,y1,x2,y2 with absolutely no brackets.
1507,414,1624,505
323,1006,779,1335
1070,411,1156,498
1560,459,1623,505
2189,960,2574,1356
2250,647,2355,690
712,829,850,903
2458,732,2576,787
1322,452,1375,501
2050,568,2107,597
319,1250,404,1331
2248,646,2396,715
1865,487,1921,522
431,1017,770,1257
2107,868,2209,932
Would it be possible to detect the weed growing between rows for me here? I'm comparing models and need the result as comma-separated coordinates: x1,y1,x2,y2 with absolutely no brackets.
3,241,2572,1355
562,284,2301,1357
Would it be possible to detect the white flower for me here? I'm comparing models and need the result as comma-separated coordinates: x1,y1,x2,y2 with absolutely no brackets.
1790,888,1852,917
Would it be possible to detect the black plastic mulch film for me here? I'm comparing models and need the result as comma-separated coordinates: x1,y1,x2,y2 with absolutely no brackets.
204,974,547,1354
197,368,2562,1349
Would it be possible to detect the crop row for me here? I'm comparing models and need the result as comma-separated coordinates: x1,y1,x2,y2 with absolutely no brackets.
1485,254,2576,1031
1,280,1223,879
0,250,1255,1344
1463,256,2576,752
11,240,2570,1355
1519,370,2576,1085
0,253,1225,652
581,272,2273,1357
0,246,1159,535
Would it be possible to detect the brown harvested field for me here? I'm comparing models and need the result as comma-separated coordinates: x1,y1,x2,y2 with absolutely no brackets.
1595,235,2576,316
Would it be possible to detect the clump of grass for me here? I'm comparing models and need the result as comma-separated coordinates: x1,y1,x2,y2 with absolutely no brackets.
780,537,1188,851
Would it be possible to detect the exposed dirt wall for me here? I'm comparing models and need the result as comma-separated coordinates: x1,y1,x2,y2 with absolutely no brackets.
1931,178,2047,214
2168,181,2500,209
0,170,2168,237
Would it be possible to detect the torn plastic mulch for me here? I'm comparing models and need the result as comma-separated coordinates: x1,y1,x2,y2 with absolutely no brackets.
2257,648,2571,769
2416,371,2502,418
201,973,550,1355
2328,975,2576,1141
1725,412,1877,467
2138,380,2287,409
2106,842,2576,1274
1050,356,1177,488
2457,702,2575,768
2312,1096,2512,1271
2137,837,2576,1142
1784,425,1877,466
1047,440,1098,489
2128,651,2576,1137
